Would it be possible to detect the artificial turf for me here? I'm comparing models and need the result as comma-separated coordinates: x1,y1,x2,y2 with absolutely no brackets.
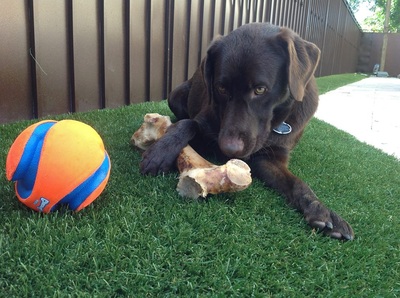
1,73,399,297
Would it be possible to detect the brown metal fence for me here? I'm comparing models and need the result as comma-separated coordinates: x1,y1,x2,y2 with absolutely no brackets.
0,0,361,124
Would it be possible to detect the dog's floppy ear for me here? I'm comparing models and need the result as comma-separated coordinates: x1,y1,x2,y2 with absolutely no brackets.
278,28,320,101
202,35,223,103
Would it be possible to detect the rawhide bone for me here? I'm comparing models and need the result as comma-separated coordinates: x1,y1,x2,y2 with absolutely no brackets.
131,113,252,199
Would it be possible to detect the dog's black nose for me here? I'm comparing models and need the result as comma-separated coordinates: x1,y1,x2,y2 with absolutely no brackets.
219,138,245,157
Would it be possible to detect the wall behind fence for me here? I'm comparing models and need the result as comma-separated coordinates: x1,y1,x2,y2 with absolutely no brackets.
0,0,361,124
358,33,400,77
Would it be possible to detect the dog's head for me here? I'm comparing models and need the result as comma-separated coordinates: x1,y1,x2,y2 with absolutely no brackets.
202,23,320,158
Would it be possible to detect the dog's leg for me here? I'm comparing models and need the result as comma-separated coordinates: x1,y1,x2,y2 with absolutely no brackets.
168,80,192,120
249,156,354,241
140,119,198,175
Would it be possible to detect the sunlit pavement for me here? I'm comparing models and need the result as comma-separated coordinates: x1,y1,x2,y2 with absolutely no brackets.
315,77,400,160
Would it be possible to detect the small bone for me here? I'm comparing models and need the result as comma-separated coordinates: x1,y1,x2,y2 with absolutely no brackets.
131,113,252,199
177,158,252,198
131,113,172,150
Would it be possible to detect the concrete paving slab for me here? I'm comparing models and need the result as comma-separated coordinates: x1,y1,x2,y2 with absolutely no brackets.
315,77,400,160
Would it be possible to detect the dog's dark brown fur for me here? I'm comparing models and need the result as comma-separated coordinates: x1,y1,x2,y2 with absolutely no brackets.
140,23,354,240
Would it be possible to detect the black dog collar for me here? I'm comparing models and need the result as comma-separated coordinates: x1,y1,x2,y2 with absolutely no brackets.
273,122,292,135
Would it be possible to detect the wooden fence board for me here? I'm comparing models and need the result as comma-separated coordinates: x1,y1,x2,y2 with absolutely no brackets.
0,0,32,122
0,0,367,124
103,0,126,108
72,0,101,112
129,0,147,104
33,0,70,118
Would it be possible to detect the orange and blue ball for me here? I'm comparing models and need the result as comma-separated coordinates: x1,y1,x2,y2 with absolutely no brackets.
6,120,111,213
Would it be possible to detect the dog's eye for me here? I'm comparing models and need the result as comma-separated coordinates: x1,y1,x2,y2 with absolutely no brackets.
254,87,267,95
217,86,227,95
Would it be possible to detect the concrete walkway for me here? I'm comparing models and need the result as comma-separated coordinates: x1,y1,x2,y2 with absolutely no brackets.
315,77,400,160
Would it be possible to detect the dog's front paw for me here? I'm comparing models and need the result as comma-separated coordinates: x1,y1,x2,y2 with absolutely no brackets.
305,203,354,241
140,142,177,176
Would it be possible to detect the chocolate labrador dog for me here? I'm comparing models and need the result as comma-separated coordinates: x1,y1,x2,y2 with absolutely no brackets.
140,23,354,241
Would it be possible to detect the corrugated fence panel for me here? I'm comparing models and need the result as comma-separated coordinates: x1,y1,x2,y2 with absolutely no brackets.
72,0,101,112
245,0,254,26
0,0,364,124
33,0,70,118
223,0,234,34
187,0,202,78
231,0,242,31
213,0,225,37
308,0,329,76
149,0,168,101
323,0,340,76
344,6,361,73
281,0,291,27
262,0,272,23
103,0,127,108
335,0,348,74
171,0,189,92
306,0,326,51
200,0,214,61
146,1,168,100
329,0,341,75
0,0,32,123
258,0,266,23
298,0,309,37
129,0,147,104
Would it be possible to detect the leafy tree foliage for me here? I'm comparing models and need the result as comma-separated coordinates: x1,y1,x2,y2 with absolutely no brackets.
347,0,363,12
347,0,400,32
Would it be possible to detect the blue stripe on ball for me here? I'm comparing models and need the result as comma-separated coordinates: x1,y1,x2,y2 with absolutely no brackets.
55,152,111,211
14,121,57,199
